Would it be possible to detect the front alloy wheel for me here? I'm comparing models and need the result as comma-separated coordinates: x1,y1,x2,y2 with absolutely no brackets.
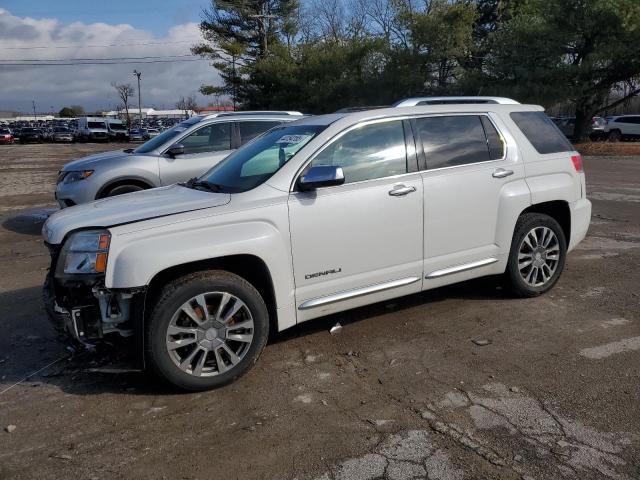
166,292,254,377
146,271,269,390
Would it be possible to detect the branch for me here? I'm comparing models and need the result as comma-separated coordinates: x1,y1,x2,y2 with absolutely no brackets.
595,88,640,114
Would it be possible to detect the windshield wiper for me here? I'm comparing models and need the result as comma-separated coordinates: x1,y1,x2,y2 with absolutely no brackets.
123,148,134,153
184,177,224,192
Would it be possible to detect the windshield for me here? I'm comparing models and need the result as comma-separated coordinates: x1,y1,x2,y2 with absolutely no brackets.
88,121,106,129
109,123,126,130
196,124,325,193
54,127,69,132
134,116,203,154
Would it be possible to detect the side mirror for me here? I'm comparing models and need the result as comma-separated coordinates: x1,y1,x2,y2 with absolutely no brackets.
298,165,345,191
167,144,185,157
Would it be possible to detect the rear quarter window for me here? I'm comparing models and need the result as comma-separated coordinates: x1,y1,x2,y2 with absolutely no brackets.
510,112,573,154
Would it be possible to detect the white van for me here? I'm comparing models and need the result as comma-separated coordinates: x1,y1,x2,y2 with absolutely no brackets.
76,117,109,142
106,119,130,141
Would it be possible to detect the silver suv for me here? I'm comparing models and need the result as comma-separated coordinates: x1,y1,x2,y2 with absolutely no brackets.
54,111,303,207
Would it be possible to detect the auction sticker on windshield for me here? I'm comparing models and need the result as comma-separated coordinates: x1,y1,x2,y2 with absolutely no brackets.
276,134,310,144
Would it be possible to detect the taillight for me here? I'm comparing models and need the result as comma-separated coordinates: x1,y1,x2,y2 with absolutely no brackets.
571,154,583,172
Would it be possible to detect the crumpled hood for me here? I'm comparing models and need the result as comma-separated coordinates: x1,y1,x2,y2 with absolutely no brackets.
62,150,141,170
43,184,230,244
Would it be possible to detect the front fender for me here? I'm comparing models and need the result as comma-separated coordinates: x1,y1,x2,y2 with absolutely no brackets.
105,204,294,322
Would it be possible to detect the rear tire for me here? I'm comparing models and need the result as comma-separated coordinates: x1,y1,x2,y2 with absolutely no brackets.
145,270,269,391
505,213,567,297
608,130,622,142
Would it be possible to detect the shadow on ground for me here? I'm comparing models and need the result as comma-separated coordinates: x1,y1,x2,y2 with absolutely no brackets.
2,207,58,235
0,276,509,397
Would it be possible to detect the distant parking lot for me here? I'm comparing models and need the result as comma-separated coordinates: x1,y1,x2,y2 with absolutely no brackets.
0,143,638,479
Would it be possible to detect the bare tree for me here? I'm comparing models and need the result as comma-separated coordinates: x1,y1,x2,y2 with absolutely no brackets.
176,94,198,118
111,82,135,126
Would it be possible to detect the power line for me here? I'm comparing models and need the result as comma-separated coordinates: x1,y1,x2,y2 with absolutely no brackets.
0,59,209,66
0,54,195,62
0,40,197,51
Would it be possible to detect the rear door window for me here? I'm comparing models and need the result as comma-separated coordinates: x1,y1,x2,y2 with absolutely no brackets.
414,115,492,169
510,112,573,154
180,122,232,154
239,121,282,145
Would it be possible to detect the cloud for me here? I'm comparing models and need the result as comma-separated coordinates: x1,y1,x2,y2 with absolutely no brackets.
0,8,221,113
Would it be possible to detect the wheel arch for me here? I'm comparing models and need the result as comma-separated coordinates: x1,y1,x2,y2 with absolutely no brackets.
96,176,156,199
145,254,278,336
520,200,571,245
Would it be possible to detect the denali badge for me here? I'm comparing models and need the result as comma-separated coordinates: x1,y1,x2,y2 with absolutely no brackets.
305,268,342,280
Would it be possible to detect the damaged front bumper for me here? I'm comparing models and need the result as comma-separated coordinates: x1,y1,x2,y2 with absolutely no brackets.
43,243,144,347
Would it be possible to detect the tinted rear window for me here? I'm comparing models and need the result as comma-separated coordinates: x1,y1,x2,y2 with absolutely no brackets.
510,112,573,154
414,115,491,169
239,121,282,144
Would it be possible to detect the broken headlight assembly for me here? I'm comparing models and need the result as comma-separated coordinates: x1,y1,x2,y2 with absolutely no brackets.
62,230,110,274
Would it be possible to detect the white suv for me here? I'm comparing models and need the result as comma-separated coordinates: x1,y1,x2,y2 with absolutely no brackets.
604,115,640,141
42,99,591,390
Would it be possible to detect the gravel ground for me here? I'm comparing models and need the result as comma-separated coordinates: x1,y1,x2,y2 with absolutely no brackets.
0,144,638,480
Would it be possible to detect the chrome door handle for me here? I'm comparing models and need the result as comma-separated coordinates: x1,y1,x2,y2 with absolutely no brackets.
492,168,514,178
388,185,416,196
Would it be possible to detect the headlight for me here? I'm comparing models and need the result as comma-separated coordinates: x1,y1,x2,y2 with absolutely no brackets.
63,170,94,184
63,230,110,274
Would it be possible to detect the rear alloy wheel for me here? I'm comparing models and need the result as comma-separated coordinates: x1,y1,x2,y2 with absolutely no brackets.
506,213,566,297
146,271,269,390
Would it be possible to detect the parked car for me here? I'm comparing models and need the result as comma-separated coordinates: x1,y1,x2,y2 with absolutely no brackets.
128,129,145,142
52,127,74,143
19,127,44,143
106,119,130,142
54,111,303,207
43,99,591,390
146,128,160,138
604,115,640,141
551,116,607,141
75,117,109,142
0,128,14,144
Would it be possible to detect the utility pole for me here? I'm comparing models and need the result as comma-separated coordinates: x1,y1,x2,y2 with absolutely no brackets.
133,70,142,126
32,100,37,121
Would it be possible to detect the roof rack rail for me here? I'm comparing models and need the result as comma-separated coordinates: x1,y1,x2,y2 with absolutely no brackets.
200,110,304,119
393,96,520,107
334,106,388,113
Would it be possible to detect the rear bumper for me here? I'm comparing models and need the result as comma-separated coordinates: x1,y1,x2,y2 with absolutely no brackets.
568,198,591,252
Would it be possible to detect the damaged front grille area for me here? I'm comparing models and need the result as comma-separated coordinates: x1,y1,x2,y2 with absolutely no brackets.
43,242,142,346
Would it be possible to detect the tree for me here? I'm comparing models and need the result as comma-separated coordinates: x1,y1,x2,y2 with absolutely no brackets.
70,105,85,116
485,0,640,140
192,0,300,106
176,94,199,118
58,107,76,118
111,82,135,126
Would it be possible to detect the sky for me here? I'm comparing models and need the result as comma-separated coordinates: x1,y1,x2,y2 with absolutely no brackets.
0,2,222,114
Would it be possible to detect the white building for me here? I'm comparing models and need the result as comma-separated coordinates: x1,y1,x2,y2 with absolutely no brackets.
102,108,192,119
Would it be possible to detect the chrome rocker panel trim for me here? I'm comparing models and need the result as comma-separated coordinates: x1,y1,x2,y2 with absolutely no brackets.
298,276,420,310
425,258,498,279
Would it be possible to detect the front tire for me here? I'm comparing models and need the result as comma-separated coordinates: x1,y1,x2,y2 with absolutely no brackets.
505,213,567,297
104,184,145,197
145,271,269,391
